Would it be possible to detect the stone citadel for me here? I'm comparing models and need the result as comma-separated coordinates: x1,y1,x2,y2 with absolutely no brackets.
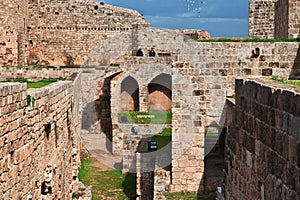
0,0,300,199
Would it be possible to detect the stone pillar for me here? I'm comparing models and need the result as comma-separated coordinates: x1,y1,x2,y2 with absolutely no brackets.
171,126,205,192
139,85,149,112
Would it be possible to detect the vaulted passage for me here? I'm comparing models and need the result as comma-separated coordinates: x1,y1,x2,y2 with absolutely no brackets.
121,76,139,111
148,73,172,111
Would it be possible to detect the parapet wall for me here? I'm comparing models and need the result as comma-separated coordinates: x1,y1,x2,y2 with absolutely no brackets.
0,81,81,199
225,78,300,199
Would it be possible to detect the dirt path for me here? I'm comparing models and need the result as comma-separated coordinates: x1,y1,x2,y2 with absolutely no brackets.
81,133,122,171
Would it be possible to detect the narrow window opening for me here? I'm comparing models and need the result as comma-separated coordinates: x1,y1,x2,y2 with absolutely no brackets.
44,123,51,139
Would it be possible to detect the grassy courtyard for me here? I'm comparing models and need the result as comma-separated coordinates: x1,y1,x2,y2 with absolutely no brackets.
78,154,136,200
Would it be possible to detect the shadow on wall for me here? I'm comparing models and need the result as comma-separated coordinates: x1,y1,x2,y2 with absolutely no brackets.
121,76,139,111
122,172,137,200
81,76,113,153
198,129,225,199
196,103,227,199
289,43,300,80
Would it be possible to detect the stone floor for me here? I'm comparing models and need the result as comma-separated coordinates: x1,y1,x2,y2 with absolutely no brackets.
81,133,122,170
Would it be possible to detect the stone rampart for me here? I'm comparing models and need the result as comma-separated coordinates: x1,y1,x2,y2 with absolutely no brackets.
0,0,149,67
0,80,81,199
224,78,300,199
26,0,148,66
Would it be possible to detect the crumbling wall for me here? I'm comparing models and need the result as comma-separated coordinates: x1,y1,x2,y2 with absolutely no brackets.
225,78,300,199
0,81,81,199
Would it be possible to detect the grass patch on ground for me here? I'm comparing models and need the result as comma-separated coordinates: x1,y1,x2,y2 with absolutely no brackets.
78,154,136,200
151,128,172,150
165,191,215,200
118,110,172,124
0,78,66,88
193,38,300,42
271,76,300,87
205,132,219,138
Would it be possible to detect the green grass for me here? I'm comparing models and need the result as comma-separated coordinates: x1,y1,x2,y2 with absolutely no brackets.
271,76,300,87
151,128,172,150
193,38,300,42
118,110,172,124
78,155,136,200
0,78,66,88
205,132,219,138
165,191,215,200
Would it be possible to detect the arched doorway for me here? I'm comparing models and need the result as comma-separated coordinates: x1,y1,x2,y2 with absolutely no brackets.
148,73,172,111
121,76,139,111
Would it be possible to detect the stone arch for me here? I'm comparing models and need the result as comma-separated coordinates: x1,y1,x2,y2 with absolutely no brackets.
147,73,172,111
121,76,139,111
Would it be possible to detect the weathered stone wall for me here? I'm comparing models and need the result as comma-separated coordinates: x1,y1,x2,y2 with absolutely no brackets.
0,0,29,66
72,71,83,134
286,0,300,38
79,35,300,193
0,81,81,199
26,0,148,66
0,0,149,66
274,0,289,38
249,0,276,39
0,66,77,81
250,0,300,39
275,0,300,38
224,78,300,199
154,167,171,200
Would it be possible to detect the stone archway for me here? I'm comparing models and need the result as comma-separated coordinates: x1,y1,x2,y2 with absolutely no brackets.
148,73,172,111
121,76,139,111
